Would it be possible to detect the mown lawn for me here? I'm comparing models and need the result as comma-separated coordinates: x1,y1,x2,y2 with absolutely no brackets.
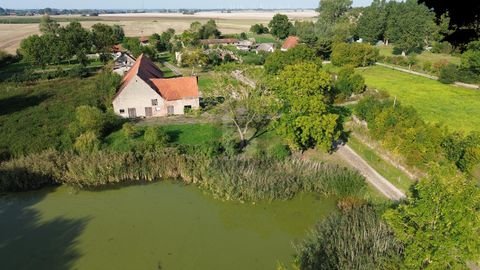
0,76,103,156
359,66,480,133
377,44,461,65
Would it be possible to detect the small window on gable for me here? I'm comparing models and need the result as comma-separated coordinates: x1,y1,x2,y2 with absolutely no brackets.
119,109,125,114
151,99,158,106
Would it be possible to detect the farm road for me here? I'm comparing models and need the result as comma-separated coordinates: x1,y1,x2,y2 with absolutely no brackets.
337,144,406,201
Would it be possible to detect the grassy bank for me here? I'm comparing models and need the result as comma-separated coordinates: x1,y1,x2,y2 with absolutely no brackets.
0,76,107,157
359,66,480,133
347,136,414,192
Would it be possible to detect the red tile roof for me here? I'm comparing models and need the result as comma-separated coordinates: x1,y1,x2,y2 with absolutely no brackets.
281,36,300,50
114,54,199,101
151,77,199,101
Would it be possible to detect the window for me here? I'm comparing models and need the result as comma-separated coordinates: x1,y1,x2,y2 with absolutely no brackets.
119,109,125,113
151,99,158,106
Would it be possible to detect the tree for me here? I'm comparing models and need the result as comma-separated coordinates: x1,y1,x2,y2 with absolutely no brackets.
334,66,366,98
268,14,293,39
211,75,279,147
123,37,143,57
461,40,480,74
181,48,208,74
331,42,379,67
60,21,91,65
39,15,59,35
199,19,222,39
419,0,480,47
385,0,438,54
111,24,125,44
355,0,388,44
270,62,340,150
316,0,353,24
296,205,403,270
264,44,319,74
91,23,115,62
384,166,480,269
20,35,50,67
294,21,317,45
250,24,269,34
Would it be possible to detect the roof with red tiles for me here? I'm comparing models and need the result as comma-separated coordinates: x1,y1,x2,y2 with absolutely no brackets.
281,36,300,50
114,54,199,101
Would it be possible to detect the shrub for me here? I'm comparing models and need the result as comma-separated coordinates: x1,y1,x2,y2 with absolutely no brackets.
422,60,432,72
264,45,319,74
75,105,106,135
432,41,453,54
74,131,101,153
438,63,458,84
331,42,379,67
295,205,403,270
250,23,269,34
143,127,169,149
122,122,139,138
334,66,366,98
266,143,291,160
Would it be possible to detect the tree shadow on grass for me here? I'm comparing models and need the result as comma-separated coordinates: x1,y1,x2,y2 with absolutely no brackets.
0,180,90,270
166,130,183,143
0,93,52,116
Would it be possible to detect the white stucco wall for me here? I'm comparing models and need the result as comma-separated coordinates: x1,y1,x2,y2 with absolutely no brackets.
112,75,200,118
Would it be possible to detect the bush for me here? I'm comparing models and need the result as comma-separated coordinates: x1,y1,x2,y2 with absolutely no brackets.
334,66,366,98
432,41,453,54
143,127,169,149
122,122,140,138
75,105,106,135
264,45,319,74
438,63,458,84
266,143,291,160
250,23,269,34
295,205,403,270
331,42,379,67
74,131,101,153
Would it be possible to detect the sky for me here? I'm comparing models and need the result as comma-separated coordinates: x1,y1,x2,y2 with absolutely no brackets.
1,0,373,10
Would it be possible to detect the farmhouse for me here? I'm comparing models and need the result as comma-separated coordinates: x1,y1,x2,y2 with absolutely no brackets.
255,43,275,53
112,54,200,118
113,52,136,76
281,36,300,51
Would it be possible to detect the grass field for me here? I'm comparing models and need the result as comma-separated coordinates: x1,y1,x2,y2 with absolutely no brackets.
359,66,480,133
105,123,222,151
377,44,461,65
0,76,103,156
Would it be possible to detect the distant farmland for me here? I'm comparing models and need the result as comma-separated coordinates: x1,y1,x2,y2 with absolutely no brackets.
0,11,316,54
360,66,480,133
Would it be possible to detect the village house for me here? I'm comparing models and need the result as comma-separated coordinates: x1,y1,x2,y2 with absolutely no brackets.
113,52,136,76
255,43,275,54
112,54,200,118
236,40,254,51
281,36,300,51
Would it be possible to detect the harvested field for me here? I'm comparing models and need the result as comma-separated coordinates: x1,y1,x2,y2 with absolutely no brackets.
0,11,316,54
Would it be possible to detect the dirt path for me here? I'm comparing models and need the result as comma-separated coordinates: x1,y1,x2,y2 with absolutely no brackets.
336,144,406,201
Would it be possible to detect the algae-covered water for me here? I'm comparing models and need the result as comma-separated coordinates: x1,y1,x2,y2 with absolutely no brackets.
0,182,336,270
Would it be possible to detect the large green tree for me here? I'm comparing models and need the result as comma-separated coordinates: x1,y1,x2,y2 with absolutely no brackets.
385,0,438,54
60,21,91,65
315,0,352,39
355,0,388,44
385,166,480,269
91,23,116,62
264,45,319,74
270,62,339,150
294,21,317,45
268,14,293,39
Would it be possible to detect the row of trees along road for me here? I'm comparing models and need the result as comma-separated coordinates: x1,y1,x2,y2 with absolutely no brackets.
20,15,124,67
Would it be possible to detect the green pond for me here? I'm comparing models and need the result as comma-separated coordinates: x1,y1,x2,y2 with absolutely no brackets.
0,182,336,270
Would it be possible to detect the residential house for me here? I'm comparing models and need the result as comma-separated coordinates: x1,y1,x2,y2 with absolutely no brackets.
255,43,275,54
281,36,300,51
112,54,200,118
236,40,254,51
113,52,136,76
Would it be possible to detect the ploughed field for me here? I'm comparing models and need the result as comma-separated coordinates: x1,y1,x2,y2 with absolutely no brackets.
0,181,336,269
360,66,480,133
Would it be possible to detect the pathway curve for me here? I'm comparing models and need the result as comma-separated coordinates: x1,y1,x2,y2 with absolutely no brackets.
336,144,406,201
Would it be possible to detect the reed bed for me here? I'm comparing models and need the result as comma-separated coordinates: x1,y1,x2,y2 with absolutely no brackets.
0,149,367,201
